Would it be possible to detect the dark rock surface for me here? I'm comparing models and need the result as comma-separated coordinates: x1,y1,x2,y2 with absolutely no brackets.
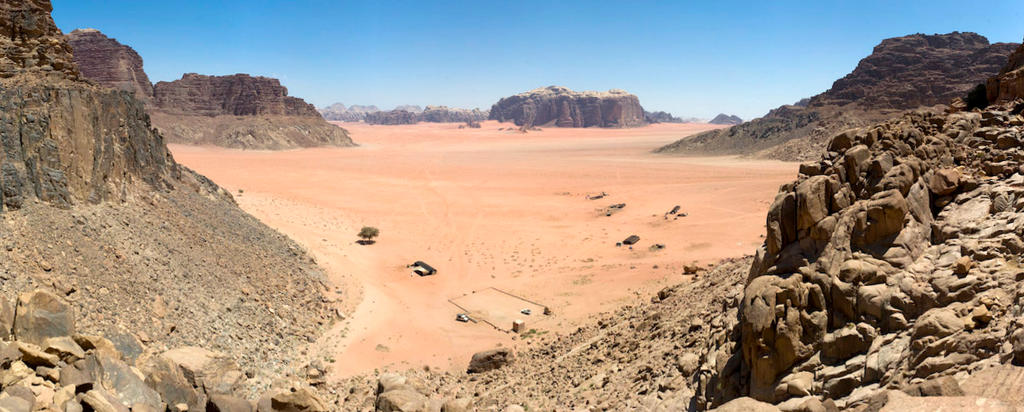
153,73,319,117
489,86,646,128
709,114,743,125
987,40,1024,104
66,29,153,102
364,109,418,125
658,32,1020,161
0,0,78,80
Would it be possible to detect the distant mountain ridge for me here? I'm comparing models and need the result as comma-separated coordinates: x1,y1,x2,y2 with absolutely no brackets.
657,32,1019,161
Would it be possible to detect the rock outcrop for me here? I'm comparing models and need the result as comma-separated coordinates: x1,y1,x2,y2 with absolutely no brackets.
364,109,417,125
0,0,334,387
153,73,319,117
320,103,380,122
0,288,328,411
709,114,743,125
987,40,1024,105
658,32,1019,161
66,29,153,102
418,105,488,123
489,86,647,128
65,29,354,149
0,0,78,80
645,110,684,123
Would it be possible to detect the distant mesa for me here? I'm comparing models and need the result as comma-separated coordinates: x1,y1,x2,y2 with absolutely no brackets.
708,114,743,125
489,86,647,128
152,73,320,117
66,29,353,149
645,110,705,124
321,103,489,125
657,32,1020,161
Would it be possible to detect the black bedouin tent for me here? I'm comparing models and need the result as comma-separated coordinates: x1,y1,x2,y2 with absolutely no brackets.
412,261,437,276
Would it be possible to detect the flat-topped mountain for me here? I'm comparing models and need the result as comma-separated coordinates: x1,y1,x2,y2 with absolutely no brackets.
153,73,320,117
658,32,1019,160
489,86,647,128
66,28,153,102
708,113,742,125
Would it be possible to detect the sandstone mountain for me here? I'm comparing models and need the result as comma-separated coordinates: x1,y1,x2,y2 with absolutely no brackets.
489,86,647,128
364,109,418,125
319,103,380,122
328,103,490,125
0,0,334,400
328,35,1024,411
66,29,153,103
658,32,1019,161
66,31,353,150
709,113,743,125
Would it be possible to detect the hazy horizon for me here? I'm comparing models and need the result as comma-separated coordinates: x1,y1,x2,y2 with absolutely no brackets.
52,1,1024,120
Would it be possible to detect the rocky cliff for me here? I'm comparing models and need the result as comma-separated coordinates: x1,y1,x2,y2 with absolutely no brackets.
66,29,153,102
0,0,335,397
987,40,1024,104
320,103,380,122
153,73,319,117
658,32,1019,161
709,113,743,125
489,86,647,128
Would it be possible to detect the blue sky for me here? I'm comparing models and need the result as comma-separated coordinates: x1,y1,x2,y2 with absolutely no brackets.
52,1,1024,120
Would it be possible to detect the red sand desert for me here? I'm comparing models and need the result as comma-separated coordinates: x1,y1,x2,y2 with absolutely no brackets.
170,121,798,380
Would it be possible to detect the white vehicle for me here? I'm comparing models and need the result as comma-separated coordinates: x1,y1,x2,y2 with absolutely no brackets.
455,314,470,322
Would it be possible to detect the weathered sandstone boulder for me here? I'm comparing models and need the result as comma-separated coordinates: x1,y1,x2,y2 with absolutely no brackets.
467,348,514,373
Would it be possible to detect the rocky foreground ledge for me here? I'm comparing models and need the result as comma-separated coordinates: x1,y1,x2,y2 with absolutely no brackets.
0,289,329,412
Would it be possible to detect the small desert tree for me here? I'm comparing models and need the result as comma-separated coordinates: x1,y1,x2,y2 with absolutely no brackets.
357,226,380,244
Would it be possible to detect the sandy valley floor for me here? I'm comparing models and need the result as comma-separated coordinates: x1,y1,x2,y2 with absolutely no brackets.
171,121,798,381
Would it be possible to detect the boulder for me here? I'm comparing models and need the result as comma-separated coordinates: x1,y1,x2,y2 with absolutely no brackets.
928,169,961,196
140,355,202,410
13,290,75,345
160,347,244,395
467,348,513,373
207,394,255,412
266,387,326,412
93,355,163,410
375,389,428,412
710,397,781,411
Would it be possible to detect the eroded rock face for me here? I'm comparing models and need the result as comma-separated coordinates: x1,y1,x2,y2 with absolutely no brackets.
66,29,153,102
489,86,646,128
696,98,1024,409
0,0,78,79
153,73,319,117
418,106,488,123
319,103,379,122
658,32,1019,161
986,40,1024,105
811,32,1016,109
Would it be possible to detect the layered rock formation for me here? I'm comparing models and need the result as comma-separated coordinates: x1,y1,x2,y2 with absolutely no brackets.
709,113,743,125
417,105,487,123
489,86,647,128
152,73,319,117
364,109,417,125
658,32,1019,161
66,31,354,149
66,29,153,102
0,0,334,392
319,103,380,122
